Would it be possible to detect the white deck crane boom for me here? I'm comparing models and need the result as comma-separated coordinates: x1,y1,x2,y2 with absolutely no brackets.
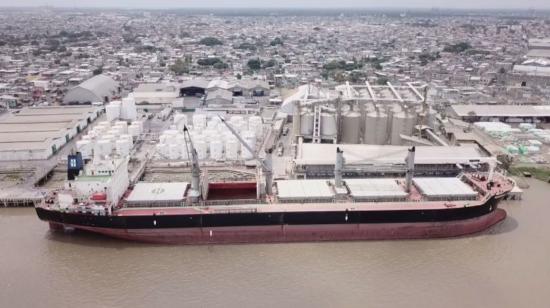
183,125,201,202
219,116,273,196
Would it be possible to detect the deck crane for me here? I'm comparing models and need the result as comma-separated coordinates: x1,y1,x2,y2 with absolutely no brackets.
219,116,273,196
183,125,201,202
334,146,416,192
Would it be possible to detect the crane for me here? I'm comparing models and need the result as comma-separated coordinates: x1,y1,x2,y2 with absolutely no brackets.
219,116,273,196
183,125,201,202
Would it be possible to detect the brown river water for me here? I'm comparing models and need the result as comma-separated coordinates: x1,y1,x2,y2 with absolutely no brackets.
1,178,549,308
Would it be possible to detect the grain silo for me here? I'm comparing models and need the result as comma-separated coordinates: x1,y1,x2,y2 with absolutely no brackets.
365,111,388,145
300,111,314,136
341,111,361,144
320,113,337,139
390,111,406,145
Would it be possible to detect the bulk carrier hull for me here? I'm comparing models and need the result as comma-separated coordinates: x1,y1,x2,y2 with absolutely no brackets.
36,196,507,244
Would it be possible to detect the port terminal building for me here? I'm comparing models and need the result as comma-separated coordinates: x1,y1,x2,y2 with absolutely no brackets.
449,104,550,124
293,143,495,179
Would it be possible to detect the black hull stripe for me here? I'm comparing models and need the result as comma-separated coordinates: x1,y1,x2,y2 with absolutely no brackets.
36,198,499,230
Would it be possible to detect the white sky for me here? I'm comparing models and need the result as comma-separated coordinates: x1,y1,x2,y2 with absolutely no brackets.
2,0,550,9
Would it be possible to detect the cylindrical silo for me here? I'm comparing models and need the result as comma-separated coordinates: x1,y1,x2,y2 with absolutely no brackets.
321,113,337,138
390,111,406,145
300,111,314,136
341,111,361,144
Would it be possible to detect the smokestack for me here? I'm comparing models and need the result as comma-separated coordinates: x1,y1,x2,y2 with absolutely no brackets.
405,146,415,193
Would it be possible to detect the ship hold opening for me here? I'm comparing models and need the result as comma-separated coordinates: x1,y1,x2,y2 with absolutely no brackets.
206,182,258,202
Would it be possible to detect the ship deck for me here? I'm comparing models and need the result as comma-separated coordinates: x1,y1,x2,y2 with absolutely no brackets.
112,174,513,217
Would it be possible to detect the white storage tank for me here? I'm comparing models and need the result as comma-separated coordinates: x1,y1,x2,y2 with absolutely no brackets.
195,139,208,160
95,139,113,157
248,116,263,132
321,113,337,138
241,131,257,160
120,134,133,145
121,96,137,121
179,144,189,160
341,111,361,144
174,113,187,131
168,144,180,160
156,144,168,159
193,114,207,130
225,138,240,160
128,125,141,138
116,139,131,157
76,140,93,159
105,103,120,122
209,139,224,161
300,111,314,136
131,121,143,132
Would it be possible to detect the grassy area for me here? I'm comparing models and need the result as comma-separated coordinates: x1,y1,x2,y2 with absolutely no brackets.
509,165,550,182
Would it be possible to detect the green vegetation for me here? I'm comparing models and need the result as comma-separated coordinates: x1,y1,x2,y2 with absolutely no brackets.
323,60,364,71
236,42,257,51
170,57,192,75
247,58,262,70
509,166,550,182
246,58,277,71
270,37,284,46
418,52,441,66
92,67,103,75
443,42,472,53
376,76,389,85
199,37,223,46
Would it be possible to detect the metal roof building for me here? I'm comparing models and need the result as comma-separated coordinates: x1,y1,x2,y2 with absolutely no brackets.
63,74,119,105
449,104,550,123
294,143,494,178
0,106,101,161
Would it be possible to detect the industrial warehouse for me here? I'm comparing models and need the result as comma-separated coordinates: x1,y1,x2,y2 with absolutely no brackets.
0,106,102,161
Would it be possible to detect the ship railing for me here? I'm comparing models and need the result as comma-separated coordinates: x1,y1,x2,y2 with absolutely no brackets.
202,199,267,207
208,208,258,214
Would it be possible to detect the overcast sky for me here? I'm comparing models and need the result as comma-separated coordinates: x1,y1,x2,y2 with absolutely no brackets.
2,0,550,9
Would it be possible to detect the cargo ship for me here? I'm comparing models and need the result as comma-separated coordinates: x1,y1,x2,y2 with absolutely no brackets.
35,135,514,244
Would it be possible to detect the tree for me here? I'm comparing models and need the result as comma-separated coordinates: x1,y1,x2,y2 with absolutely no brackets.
443,42,472,53
199,37,223,46
170,59,189,75
93,67,103,75
247,58,262,71
270,37,283,46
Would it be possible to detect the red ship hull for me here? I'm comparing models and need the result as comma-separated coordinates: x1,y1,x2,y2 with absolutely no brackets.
49,208,507,244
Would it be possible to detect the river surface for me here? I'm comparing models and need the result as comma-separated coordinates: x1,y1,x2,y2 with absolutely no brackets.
1,179,550,308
